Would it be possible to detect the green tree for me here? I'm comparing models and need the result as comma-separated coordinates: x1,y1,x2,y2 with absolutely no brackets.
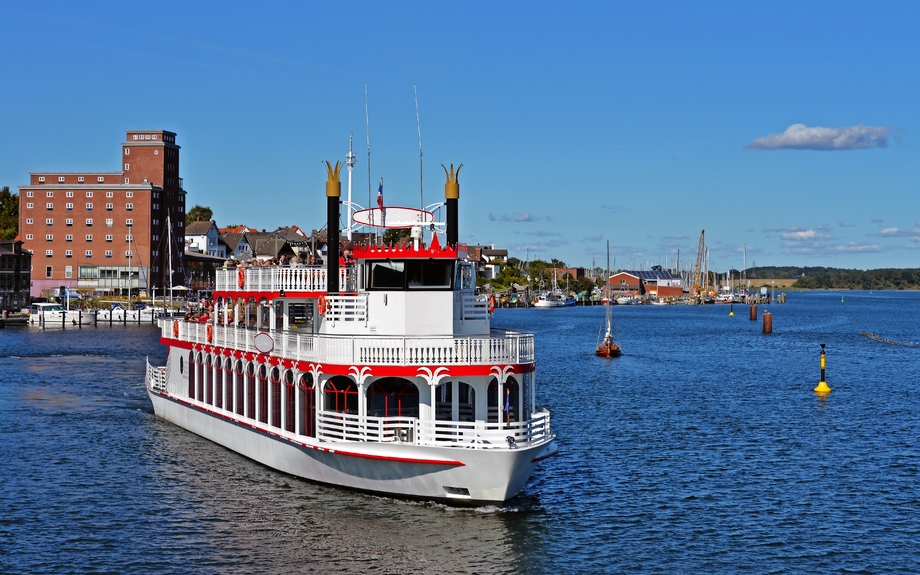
0,186,18,240
382,228,411,245
186,205,213,226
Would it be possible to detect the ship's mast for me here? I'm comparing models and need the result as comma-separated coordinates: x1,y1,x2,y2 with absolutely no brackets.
346,132,356,241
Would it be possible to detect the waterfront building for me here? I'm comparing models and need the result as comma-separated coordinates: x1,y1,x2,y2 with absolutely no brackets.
18,130,187,297
186,220,226,258
0,240,32,312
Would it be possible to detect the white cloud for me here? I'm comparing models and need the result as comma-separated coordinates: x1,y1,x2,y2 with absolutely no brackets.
489,211,537,222
747,123,899,150
780,230,816,240
877,227,920,237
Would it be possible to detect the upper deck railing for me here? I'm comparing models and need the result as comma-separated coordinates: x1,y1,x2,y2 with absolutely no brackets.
216,266,357,294
163,320,535,366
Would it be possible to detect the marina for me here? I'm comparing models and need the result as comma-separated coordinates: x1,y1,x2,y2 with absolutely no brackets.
2,290,918,573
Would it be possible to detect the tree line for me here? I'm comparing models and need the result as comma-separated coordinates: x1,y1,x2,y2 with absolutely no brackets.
793,269,920,290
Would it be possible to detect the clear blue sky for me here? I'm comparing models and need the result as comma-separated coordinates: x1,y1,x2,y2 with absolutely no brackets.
3,1,918,271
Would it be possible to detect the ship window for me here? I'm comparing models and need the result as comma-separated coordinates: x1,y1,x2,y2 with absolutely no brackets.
366,260,454,290
270,367,282,428
323,377,358,416
298,373,316,437
283,370,296,433
367,378,419,418
234,361,245,417
405,260,453,289
257,365,269,424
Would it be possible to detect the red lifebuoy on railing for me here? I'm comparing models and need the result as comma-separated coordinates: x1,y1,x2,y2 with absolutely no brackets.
206,323,213,342
317,294,327,316
237,267,245,289
489,293,496,314
173,320,179,337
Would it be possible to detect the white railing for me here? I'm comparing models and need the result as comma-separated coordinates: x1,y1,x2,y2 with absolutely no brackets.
146,362,168,392
315,409,551,449
325,293,367,323
164,320,535,365
216,266,357,293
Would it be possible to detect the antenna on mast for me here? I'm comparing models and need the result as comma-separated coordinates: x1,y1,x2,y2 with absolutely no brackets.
365,83,374,241
415,84,423,212
346,132,356,241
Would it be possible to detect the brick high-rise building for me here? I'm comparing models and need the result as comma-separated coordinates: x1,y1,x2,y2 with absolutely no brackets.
18,130,187,297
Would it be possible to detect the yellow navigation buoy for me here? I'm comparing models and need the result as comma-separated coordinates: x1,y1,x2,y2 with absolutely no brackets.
814,343,831,394
729,303,734,316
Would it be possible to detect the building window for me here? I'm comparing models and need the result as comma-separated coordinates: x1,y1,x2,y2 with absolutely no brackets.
26,218,34,225
86,191,93,198
105,250,113,258
85,234,93,242
65,250,73,258
126,192,133,198
66,191,74,198
106,203,113,211
125,250,133,257
105,234,113,242
152,235,159,242
45,218,53,226
26,203,33,209
26,191,33,198
58,177,64,183
66,203,73,210
124,164,129,171
45,234,53,241
45,250,53,257
155,150,159,156
125,178,129,184
25,234,33,240
97,177,104,183
85,219,93,226
65,218,73,226
65,234,73,241
126,234,133,242
125,148,130,155
65,266,72,278
126,203,133,211
152,219,159,226
133,135,138,140
86,203,93,210
125,218,133,226
47,191,54,198
85,250,92,258
152,250,158,257
105,219,113,227
46,203,53,210
46,266,52,278
77,177,84,183
153,203,159,211
106,191,114,198
38,177,45,183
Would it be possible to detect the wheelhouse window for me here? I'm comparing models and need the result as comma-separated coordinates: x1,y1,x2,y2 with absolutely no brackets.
366,260,454,290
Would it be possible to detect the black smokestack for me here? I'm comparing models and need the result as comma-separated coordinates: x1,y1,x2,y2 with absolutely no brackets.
442,164,462,246
325,161,342,293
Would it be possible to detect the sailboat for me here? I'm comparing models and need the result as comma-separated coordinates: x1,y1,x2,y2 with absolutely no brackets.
596,241,621,357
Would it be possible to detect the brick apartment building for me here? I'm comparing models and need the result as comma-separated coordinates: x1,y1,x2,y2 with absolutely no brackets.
18,130,187,297
0,239,31,312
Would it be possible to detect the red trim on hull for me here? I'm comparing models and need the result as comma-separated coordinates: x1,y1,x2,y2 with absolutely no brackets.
152,390,465,467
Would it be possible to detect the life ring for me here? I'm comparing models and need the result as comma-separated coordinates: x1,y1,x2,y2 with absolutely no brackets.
489,293,496,314
206,323,213,342
173,320,179,338
237,267,245,289
317,294,327,316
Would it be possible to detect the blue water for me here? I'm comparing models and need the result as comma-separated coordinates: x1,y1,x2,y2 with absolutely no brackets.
1,291,918,574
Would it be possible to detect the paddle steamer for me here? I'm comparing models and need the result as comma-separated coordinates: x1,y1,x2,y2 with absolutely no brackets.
145,162,556,504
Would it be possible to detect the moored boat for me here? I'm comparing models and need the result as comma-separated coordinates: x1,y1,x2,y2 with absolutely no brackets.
26,302,96,326
144,160,557,505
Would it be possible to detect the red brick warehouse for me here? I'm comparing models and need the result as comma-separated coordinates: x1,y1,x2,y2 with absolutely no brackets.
18,130,187,297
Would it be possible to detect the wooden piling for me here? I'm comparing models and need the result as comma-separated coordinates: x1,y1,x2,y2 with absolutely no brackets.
762,311,772,333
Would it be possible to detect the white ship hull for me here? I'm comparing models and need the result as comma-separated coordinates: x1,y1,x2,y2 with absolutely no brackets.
147,373,556,504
